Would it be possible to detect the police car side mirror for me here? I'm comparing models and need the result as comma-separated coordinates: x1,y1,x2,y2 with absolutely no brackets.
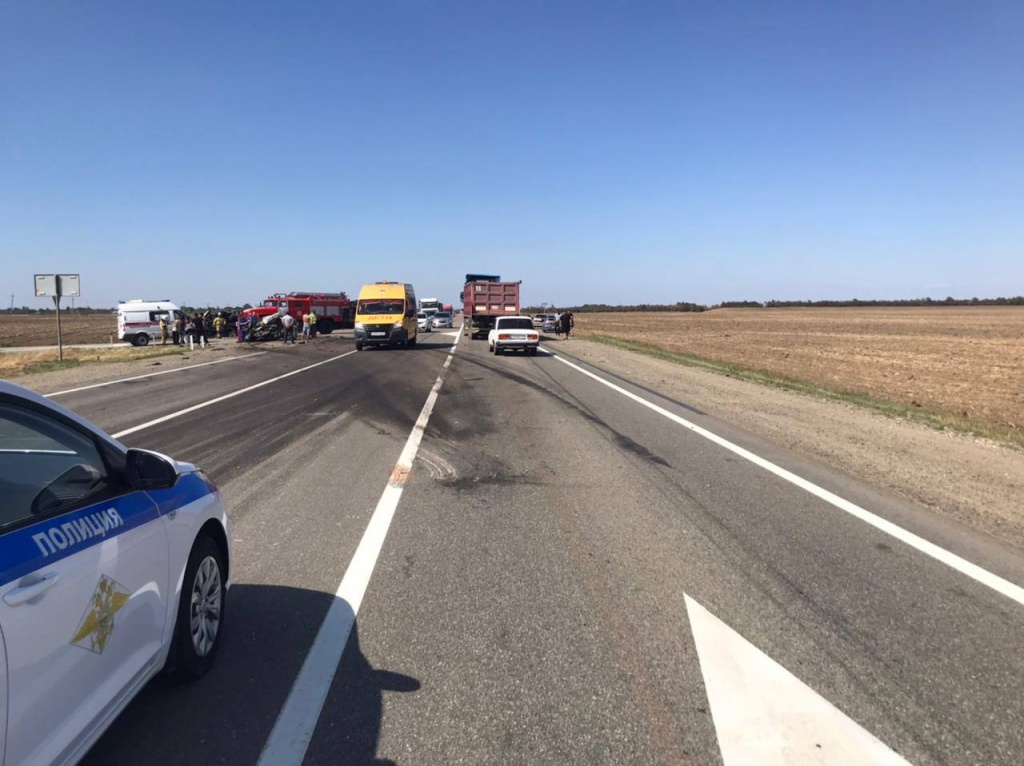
127,449,178,490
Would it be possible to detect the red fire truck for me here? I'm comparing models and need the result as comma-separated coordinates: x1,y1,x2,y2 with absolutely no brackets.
241,292,354,334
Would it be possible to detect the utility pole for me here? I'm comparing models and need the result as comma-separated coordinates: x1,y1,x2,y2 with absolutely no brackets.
8,294,13,312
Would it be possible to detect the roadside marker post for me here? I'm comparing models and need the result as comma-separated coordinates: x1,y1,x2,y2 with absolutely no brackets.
34,274,81,361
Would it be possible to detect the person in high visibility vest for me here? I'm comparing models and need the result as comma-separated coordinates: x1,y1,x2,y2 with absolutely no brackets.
159,317,168,345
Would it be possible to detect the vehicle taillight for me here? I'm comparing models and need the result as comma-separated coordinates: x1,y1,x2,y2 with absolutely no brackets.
498,333,511,340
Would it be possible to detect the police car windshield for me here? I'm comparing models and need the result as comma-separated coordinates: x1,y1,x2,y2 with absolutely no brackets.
359,299,404,315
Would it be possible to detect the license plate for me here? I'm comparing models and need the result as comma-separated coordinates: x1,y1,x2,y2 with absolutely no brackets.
512,334,525,340
370,332,386,337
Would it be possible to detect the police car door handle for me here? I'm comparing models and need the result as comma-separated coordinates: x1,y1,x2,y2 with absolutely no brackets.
3,572,60,606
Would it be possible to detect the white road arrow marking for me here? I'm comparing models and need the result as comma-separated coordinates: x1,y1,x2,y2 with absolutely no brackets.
685,595,912,765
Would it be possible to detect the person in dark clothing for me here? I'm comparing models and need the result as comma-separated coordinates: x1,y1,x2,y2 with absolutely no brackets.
559,311,572,340
193,313,205,345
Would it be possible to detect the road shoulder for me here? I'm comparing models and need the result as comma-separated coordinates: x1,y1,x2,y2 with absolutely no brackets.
551,338,1024,552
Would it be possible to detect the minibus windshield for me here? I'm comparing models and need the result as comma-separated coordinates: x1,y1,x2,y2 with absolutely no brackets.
358,299,404,315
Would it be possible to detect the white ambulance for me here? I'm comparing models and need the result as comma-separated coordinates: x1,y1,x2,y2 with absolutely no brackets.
117,299,185,346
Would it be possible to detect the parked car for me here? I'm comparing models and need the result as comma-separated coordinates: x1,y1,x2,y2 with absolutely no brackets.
488,315,540,355
532,314,546,327
432,311,453,329
542,315,558,333
417,312,433,332
0,380,231,766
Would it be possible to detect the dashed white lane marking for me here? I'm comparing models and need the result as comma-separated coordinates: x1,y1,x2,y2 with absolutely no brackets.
111,351,357,439
45,351,268,397
546,349,1024,609
257,333,461,765
686,595,912,765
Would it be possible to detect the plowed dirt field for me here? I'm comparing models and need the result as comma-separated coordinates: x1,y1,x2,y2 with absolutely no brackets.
576,307,1024,436
0,313,117,347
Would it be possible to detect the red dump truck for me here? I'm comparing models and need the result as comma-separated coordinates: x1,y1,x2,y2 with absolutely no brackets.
462,274,521,339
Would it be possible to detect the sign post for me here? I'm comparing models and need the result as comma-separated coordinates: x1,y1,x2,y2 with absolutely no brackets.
34,274,81,361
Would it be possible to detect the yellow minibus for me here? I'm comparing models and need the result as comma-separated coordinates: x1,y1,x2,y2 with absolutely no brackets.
354,282,418,350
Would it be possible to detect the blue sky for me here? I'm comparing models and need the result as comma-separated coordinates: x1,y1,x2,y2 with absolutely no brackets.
2,1,1022,309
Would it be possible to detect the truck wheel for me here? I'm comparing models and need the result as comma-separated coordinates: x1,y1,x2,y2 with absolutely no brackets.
318,319,334,334
355,341,363,351
133,333,150,347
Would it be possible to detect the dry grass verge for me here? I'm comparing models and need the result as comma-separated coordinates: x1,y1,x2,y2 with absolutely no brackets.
584,334,1023,450
1,346,188,379
575,307,1024,450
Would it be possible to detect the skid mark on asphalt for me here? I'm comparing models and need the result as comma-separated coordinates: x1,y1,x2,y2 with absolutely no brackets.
45,351,268,397
415,448,458,481
544,349,1024,609
257,332,461,765
112,350,357,439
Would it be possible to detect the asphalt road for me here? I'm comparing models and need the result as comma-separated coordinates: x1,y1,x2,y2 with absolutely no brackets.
40,325,1024,765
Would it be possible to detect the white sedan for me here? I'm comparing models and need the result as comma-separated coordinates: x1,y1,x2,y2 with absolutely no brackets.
488,315,540,356
0,380,231,766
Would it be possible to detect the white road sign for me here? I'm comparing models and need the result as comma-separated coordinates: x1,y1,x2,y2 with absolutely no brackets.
33,273,80,298
34,274,57,297
59,274,81,297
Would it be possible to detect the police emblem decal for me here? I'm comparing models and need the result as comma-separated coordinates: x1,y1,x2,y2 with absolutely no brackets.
72,575,131,653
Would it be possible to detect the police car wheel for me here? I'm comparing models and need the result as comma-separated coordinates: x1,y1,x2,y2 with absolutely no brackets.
173,535,225,679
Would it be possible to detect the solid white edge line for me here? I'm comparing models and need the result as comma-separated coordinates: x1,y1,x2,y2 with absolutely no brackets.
545,350,1024,608
45,351,268,397
111,350,357,439
257,332,460,766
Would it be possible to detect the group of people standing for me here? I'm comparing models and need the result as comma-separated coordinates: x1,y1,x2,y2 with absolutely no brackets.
159,312,230,346
278,310,317,344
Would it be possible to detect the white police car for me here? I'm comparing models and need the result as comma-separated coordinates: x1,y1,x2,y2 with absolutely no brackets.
0,380,231,766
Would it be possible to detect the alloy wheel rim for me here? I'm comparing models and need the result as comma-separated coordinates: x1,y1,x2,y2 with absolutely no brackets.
190,555,222,657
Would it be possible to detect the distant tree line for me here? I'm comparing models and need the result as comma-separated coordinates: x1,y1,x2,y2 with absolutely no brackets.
15,296,1023,317
4,304,254,315
744,296,1024,308
3,306,118,315
524,301,707,314
524,296,1024,313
